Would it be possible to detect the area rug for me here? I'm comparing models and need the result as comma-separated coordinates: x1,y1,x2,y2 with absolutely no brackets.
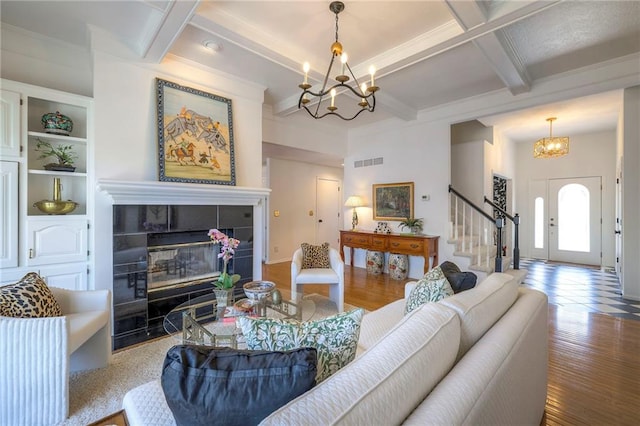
62,294,359,426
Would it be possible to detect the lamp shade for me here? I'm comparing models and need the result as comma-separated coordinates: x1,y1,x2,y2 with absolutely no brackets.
344,195,363,207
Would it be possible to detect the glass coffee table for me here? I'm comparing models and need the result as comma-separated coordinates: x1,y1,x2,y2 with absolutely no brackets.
163,291,315,348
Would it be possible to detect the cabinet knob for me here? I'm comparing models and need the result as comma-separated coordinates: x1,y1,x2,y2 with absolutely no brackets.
29,248,34,259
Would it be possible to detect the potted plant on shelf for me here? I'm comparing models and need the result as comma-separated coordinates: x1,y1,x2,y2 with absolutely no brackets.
35,138,77,172
208,228,241,308
399,217,424,235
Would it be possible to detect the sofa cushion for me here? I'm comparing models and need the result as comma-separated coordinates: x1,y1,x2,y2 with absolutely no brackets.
123,380,175,426
238,308,364,383
300,242,330,269
357,298,405,354
161,345,317,426
405,277,454,314
0,272,62,318
260,303,460,426
439,272,519,359
439,261,477,293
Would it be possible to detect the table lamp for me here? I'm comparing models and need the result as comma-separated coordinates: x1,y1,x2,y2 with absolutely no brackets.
344,195,363,230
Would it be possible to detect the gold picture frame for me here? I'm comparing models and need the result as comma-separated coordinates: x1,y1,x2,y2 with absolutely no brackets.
372,182,414,221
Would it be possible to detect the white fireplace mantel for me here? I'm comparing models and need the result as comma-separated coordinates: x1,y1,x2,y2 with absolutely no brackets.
95,179,270,287
97,179,270,205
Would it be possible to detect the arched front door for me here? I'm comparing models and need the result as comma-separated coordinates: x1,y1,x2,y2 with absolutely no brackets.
530,176,602,266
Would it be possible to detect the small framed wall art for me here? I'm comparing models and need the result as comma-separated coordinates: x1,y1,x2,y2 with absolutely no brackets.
372,182,414,221
156,78,236,185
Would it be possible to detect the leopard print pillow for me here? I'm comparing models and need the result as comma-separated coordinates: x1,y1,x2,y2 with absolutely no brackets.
0,272,62,318
301,242,331,269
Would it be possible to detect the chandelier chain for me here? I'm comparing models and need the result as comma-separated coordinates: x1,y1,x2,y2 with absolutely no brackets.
335,11,339,44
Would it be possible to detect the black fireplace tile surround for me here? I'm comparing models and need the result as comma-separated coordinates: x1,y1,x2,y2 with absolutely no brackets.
112,204,254,350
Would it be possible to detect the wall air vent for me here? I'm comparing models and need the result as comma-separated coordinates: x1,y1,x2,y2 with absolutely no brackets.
353,157,383,168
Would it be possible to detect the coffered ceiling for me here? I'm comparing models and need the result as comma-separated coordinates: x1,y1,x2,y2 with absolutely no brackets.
1,1,638,148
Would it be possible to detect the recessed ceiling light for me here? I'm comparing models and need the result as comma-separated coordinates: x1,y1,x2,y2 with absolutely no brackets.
203,40,222,52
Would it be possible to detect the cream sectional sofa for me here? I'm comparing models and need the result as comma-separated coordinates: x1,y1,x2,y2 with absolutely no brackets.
123,272,548,425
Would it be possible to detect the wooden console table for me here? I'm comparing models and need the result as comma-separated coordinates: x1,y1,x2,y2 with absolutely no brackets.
340,230,439,274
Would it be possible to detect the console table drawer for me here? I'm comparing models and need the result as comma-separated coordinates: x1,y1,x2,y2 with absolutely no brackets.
388,238,424,255
342,233,371,248
371,236,387,250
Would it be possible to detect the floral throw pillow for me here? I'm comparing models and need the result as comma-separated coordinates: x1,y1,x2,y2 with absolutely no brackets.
0,272,62,318
238,308,365,383
405,276,454,315
301,242,331,269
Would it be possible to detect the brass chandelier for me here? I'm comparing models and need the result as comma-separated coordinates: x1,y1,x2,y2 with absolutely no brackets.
298,1,378,121
533,117,569,159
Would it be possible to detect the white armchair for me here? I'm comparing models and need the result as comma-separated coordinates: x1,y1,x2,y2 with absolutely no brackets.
291,247,344,313
0,287,111,426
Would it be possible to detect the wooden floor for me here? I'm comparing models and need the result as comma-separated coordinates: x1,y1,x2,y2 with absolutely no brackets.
263,262,640,425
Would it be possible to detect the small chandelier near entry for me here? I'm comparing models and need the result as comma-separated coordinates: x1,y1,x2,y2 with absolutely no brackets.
534,117,569,158
298,1,378,121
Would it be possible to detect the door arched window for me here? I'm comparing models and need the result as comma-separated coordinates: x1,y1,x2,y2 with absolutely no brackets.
558,184,590,252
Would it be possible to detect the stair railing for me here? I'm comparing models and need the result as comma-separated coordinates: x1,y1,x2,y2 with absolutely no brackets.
449,185,504,272
484,196,520,270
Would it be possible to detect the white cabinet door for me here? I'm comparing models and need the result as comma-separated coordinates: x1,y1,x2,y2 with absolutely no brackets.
0,161,19,268
26,217,87,266
0,89,21,158
39,263,87,290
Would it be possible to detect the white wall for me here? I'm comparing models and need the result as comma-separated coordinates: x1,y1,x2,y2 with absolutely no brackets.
0,25,92,97
513,130,617,266
263,106,348,156
266,157,343,263
451,140,485,206
344,118,451,279
622,86,640,300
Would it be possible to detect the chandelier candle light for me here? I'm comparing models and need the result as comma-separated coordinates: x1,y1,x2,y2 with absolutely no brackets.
534,117,570,158
298,1,379,121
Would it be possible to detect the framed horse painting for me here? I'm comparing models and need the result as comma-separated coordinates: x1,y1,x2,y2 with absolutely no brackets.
156,78,236,185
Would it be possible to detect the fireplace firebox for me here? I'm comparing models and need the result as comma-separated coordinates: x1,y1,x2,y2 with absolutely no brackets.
112,204,253,349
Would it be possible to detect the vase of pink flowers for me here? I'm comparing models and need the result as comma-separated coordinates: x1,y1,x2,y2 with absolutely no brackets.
208,228,241,307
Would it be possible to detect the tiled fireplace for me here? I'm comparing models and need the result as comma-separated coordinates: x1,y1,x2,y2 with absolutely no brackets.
97,180,270,349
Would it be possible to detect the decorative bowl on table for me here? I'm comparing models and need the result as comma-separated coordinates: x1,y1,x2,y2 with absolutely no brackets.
243,281,276,302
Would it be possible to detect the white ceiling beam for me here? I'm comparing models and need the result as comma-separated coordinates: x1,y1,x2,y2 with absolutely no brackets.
189,14,303,76
349,0,560,91
444,0,487,30
474,31,531,95
140,0,200,62
445,0,531,95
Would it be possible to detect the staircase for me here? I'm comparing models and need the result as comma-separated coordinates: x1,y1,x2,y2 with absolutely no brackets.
448,186,518,280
